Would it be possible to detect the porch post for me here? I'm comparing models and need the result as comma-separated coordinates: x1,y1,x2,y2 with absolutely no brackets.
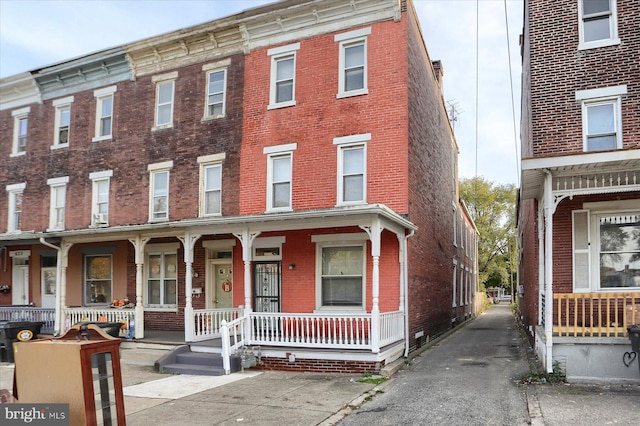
398,230,414,357
543,171,554,373
128,236,149,339
58,241,73,335
233,229,261,341
361,221,382,353
179,231,201,342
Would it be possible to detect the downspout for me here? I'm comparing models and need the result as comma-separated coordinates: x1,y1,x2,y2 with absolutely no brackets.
543,170,554,373
403,229,415,358
39,237,62,334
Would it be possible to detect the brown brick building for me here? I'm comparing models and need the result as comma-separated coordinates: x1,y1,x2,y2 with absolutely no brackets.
1,0,478,372
518,0,640,383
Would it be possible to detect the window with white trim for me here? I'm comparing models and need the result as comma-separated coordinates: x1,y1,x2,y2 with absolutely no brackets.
334,134,369,205
206,69,226,117
84,254,112,305
452,262,458,308
578,0,619,50
153,72,177,128
198,153,225,217
321,245,365,308
11,107,29,155
47,176,68,230
6,183,25,233
264,144,296,212
90,170,112,227
577,85,626,152
453,205,458,247
52,96,73,148
335,27,370,98
268,43,299,109
148,161,173,221
93,86,116,141
147,250,178,307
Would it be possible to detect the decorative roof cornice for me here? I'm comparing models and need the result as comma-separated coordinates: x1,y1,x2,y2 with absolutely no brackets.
125,0,401,77
33,47,131,101
0,72,41,111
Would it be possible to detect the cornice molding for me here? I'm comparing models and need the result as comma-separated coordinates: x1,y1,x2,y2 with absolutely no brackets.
0,73,41,111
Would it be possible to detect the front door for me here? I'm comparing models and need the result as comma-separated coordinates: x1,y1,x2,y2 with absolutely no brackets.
209,261,233,309
12,265,29,306
41,267,57,309
253,261,281,313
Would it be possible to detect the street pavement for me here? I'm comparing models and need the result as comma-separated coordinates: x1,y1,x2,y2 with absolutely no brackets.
1,304,639,425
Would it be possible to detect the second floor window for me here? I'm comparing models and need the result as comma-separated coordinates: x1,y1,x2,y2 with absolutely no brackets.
148,161,172,221
48,177,68,230
203,164,222,215
268,153,292,211
90,170,112,227
577,85,625,152
6,183,25,233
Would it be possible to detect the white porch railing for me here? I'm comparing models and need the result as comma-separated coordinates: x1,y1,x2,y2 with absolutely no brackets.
220,317,246,374
192,308,242,342
379,310,405,347
62,307,135,338
0,307,56,334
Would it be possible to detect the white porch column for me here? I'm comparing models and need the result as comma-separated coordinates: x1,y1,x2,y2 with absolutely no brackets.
179,231,202,342
233,229,261,340
397,230,414,357
537,203,545,327
543,171,554,373
361,220,382,353
128,236,149,339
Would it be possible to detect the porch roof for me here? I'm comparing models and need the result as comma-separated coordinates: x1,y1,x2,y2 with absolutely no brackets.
520,149,640,200
0,204,417,245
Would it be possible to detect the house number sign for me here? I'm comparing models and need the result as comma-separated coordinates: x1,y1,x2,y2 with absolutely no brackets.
222,280,232,292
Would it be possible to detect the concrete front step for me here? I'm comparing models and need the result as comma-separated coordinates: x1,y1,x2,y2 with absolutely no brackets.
161,363,226,376
175,351,223,367
156,344,242,376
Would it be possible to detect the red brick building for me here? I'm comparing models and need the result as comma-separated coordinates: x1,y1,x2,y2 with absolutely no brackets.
1,0,477,372
518,0,640,383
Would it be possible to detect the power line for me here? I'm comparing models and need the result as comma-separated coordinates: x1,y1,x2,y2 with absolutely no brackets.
503,0,520,187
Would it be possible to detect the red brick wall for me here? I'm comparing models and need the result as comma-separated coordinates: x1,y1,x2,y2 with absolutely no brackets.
256,356,383,374
240,19,409,214
405,3,456,349
526,0,640,158
517,198,539,338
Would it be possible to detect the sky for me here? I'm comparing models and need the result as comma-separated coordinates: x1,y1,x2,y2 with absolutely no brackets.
0,0,523,186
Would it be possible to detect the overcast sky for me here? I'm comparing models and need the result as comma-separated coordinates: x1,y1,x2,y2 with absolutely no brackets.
0,0,523,186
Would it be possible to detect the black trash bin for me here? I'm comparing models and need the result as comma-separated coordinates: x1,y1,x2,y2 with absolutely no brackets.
74,321,123,338
628,324,640,352
0,321,45,363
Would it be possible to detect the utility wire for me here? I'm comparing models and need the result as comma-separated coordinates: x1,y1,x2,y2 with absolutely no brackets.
503,0,520,187
475,0,479,181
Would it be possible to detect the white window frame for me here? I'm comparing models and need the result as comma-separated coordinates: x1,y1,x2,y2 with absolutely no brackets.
452,261,458,308
93,86,116,142
334,134,369,206
84,253,113,305
90,170,113,227
312,233,368,312
47,176,68,231
198,153,225,217
148,161,173,222
6,183,25,233
576,85,626,152
264,144,296,212
205,68,227,119
578,0,620,50
52,96,74,149
144,243,180,311
11,107,29,156
268,43,300,110
453,204,458,247
152,72,177,129
335,27,370,98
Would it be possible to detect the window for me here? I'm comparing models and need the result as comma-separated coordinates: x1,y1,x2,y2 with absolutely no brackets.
147,252,178,307
6,183,25,233
90,170,112,226
93,86,116,141
264,144,296,212
205,69,226,117
597,214,640,289
84,254,112,305
321,245,364,307
335,27,370,98
452,262,458,308
53,96,73,148
148,161,173,221
47,177,68,230
578,0,619,50
268,43,300,109
334,134,369,205
577,85,626,152
152,72,177,128
11,107,29,155
453,205,458,247
198,153,224,216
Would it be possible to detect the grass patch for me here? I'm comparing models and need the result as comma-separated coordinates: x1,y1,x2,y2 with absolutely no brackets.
521,361,566,384
357,372,387,386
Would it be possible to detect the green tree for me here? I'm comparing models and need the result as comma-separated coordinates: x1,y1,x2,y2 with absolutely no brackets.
459,176,517,292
